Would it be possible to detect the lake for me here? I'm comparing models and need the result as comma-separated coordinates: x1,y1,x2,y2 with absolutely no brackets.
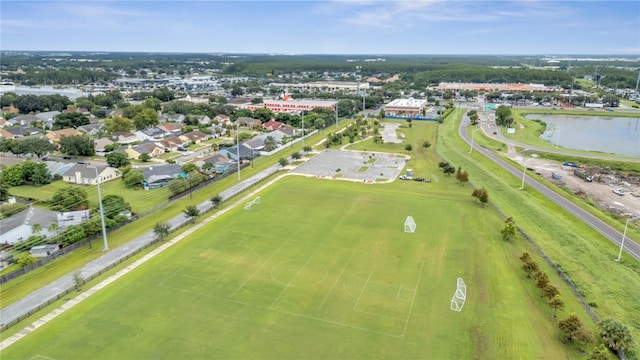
524,114,640,156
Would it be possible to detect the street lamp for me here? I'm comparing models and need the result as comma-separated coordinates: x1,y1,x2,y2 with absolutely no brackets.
236,126,240,181
616,215,640,262
301,110,305,148
469,128,480,153
519,158,530,190
93,166,109,251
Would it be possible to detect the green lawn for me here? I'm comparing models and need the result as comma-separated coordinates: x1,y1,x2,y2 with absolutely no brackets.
2,176,575,359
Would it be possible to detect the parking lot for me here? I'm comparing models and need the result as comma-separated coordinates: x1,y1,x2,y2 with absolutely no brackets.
292,149,407,183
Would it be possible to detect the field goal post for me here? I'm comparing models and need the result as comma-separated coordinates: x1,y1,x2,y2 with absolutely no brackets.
404,216,416,233
450,277,467,312
244,196,261,210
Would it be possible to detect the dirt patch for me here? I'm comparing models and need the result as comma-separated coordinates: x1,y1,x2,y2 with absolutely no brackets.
510,155,640,216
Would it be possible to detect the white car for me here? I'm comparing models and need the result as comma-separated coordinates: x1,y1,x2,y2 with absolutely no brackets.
612,188,625,196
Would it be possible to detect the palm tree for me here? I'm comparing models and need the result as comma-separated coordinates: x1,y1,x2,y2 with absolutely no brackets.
183,205,200,223
32,223,42,236
263,136,277,151
48,223,59,237
153,222,171,241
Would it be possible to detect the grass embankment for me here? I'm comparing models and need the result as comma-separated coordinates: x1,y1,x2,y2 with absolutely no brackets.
0,122,353,308
3,122,576,358
442,110,640,355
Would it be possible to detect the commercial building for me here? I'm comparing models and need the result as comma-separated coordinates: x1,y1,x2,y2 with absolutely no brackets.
246,99,336,114
268,81,369,93
384,98,427,117
437,82,562,93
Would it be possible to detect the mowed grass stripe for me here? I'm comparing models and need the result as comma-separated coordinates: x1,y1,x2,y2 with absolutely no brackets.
3,164,573,359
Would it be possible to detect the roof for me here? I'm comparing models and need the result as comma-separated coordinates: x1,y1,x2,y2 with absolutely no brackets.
235,117,261,125
133,142,162,154
62,164,109,179
77,122,104,133
263,120,283,130
142,164,184,179
201,153,231,165
45,161,75,177
222,144,254,158
0,207,59,236
35,111,61,120
141,127,167,137
385,98,426,108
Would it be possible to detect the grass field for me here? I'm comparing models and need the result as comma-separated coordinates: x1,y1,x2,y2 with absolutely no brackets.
2,175,574,359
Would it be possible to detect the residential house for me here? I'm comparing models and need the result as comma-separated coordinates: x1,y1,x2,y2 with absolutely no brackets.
0,206,59,245
235,117,262,128
62,164,122,185
158,112,186,123
141,164,184,188
219,143,254,161
210,125,227,138
194,115,211,125
45,161,75,179
135,127,167,142
94,137,115,153
124,142,164,160
179,130,209,144
158,123,183,134
6,126,41,138
46,128,82,143
106,109,124,118
196,153,233,173
0,129,14,139
244,137,267,152
213,114,231,125
277,124,296,136
0,118,8,128
111,131,138,144
262,120,284,131
77,122,105,137
155,136,186,152
56,209,91,227
1,104,18,114
30,244,62,258
35,111,61,129
9,114,39,126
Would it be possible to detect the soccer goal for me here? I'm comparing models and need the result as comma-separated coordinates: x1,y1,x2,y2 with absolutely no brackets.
450,277,467,312
404,216,416,233
244,196,261,210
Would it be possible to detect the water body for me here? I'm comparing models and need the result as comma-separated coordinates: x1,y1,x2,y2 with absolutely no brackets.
525,114,640,157
0,86,102,100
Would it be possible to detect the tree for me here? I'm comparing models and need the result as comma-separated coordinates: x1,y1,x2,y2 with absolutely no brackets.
16,253,38,267
106,151,131,168
303,145,312,153
519,252,532,264
17,137,55,158
535,271,550,297
182,163,198,174
59,135,95,156
422,141,431,149
153,222,171,241
139,153,151,162
589,344,612,360
73,271,84,290
133,107,159,130
101,194,131,218
31,223,42,236
548,295,565,318
263,136,277,151
406,119,413,128
405,144,413,151
124,169,144,187
210,194,223,208
48,222,59,237
495,105,513,127
521,259,539,278
543,284,560,300
106,115,134,133
291,151,301,160
0,177,9,202
53,112,90,130
501,217,517,241
51,187,89,211
471,187,489,206
202,162,214,172
278,158,289,168
183,205,200,223
558,313,583,341
599,318,635,352
573,325,595,347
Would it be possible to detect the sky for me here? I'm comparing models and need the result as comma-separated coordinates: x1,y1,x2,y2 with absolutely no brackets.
1,0,639,55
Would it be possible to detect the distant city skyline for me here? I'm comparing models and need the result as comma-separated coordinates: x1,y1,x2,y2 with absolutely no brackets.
1,1,639,55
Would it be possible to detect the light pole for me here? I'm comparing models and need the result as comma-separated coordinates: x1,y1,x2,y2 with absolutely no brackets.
236,126,240,181
301,110,305,148
93,167,109,251
616,215,639,262
335,102,338,128
469,128,480,153
519,158,529,190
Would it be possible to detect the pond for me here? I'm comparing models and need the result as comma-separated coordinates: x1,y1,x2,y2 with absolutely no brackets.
524,114,640,156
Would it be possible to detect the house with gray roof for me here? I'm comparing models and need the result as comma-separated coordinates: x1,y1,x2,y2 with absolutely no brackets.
35,111,61,129
45,161,75,179
0,206,59,245
141,164,185,188
135,127,167,142
111,131,138,144
234,117,262,128
219,144,254,161
8,114,39,126
61,164,122,185
78,122,104,137
6,126,41,138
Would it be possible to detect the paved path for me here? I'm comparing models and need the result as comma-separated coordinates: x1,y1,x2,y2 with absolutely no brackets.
0,164,282,332
458,116,640,262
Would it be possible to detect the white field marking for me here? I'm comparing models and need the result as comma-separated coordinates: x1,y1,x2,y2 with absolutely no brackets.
29,356,56,360
159,279,403,338
1,173,292,351
352,265,377,311
315,250,357,315
396,284,404,299
228,241,289,298
400,261,425,339
269,259,329,288
212,250,262,283
352,308,407,322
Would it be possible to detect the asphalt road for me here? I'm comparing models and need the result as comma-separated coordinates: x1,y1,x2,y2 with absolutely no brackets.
458,116,640,262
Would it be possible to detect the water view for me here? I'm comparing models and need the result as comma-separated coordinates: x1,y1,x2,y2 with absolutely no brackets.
525,114,640,157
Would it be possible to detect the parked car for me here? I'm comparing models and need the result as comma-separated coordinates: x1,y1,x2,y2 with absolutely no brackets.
612,188,625,196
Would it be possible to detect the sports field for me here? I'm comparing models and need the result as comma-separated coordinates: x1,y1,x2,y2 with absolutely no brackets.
3,176,571,359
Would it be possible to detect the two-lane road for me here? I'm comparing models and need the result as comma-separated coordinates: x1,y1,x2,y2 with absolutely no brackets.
457,116,640,262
